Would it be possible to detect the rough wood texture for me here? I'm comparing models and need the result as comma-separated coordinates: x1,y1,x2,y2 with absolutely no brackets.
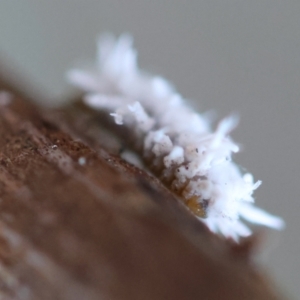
0,73,286,299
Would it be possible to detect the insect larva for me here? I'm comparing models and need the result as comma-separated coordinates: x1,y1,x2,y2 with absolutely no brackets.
68,34,284,240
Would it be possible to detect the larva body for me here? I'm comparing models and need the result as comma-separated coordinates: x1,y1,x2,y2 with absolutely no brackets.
68,34,284,240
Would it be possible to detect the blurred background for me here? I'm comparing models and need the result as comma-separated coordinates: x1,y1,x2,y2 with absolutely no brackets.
0,1,299,298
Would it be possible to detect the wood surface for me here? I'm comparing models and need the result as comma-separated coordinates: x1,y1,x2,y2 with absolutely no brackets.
0,69,286,299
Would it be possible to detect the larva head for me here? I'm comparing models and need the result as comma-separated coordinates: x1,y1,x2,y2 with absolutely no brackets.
186,196,209,218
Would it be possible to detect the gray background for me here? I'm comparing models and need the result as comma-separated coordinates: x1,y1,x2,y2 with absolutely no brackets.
0,1,299,298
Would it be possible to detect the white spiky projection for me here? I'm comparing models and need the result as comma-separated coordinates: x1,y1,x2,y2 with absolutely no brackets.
68,34,284,240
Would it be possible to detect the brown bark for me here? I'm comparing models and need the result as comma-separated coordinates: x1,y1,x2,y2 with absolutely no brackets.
0,71,286,299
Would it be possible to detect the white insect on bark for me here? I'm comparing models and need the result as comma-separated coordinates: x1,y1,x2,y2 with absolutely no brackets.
67,34,284,241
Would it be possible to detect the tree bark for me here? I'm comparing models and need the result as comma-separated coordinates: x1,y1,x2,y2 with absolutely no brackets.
0,69,286,299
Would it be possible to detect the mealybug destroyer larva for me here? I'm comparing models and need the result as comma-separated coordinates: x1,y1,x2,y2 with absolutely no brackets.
68,34,284,240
